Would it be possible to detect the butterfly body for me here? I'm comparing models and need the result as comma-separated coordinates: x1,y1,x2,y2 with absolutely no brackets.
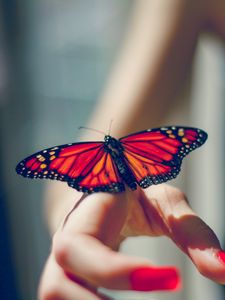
16,126,207,194
103,135,137,191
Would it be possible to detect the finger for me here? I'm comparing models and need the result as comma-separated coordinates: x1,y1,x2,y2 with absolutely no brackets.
144,185,225,283
38,254,111,300
53,232,180,291
61,192,130,249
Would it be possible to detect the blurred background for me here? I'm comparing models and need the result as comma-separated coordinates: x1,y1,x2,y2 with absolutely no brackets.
0,0,224,299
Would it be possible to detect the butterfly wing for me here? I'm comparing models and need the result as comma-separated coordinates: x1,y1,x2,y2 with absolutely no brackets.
120,126,207,188
16,141,125,193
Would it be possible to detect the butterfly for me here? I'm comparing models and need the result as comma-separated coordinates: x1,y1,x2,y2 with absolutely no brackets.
16,126,207,194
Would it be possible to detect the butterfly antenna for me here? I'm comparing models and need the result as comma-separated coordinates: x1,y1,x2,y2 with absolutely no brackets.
108,119,113,135
78,126,106,136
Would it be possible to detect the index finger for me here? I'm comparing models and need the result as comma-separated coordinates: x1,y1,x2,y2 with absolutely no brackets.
53,191,180,291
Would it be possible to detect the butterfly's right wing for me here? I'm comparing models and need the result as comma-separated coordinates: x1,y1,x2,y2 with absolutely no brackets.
120,126,207,188
16,141,125,193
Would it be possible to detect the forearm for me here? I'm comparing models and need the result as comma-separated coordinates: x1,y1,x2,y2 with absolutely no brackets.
85,0,205,139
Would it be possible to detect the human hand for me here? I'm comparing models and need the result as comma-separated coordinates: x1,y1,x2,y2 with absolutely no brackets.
38,184,225,299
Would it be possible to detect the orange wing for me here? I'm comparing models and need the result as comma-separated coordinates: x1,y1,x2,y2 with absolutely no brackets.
16,142,124,193
120,126,207,187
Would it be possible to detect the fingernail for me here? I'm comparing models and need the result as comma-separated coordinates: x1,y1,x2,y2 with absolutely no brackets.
130,266,181,292
217,250,225,265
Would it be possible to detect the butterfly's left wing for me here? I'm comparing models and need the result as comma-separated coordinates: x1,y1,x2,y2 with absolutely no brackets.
16,141,125,193
120,126,207,188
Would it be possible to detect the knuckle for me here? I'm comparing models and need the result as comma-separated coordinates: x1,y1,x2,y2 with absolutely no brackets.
197,264,211,278
53,234,72,267
164,184,185,198
162,184,188,205
38,283,63,300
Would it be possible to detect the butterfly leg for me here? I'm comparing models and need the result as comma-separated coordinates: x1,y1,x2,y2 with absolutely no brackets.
62,193,87,228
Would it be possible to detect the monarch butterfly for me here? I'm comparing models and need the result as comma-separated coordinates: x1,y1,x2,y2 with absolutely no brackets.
16,126,207,194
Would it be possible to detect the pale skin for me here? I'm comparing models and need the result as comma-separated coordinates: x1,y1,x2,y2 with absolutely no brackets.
38,0,225,299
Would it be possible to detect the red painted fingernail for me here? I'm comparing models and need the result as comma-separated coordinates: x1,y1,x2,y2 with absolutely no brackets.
217,250,225,264
130,267,181,292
